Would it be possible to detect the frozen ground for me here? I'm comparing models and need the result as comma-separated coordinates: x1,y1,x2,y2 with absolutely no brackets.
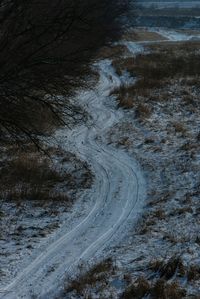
135,1,200,9
0,44,146,298
60,28,200,298
106,30,200,297
1,15,200,299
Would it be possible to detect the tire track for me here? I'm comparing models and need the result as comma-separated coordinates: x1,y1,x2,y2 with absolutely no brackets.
2,59,145,299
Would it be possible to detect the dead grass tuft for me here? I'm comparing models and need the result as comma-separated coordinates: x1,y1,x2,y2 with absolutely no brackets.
122,278,186,299
65,258,115,296
187,265,200,282
122,277,150,299
135,103,151,119
173,122,187,135
111,44,200,114
149,256,185,279
0,148,92,204
151,279,186,299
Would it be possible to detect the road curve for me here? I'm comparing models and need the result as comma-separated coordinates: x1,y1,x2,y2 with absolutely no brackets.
2,58,146,299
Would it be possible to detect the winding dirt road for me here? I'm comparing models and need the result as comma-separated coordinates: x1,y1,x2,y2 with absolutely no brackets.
1,55,145,299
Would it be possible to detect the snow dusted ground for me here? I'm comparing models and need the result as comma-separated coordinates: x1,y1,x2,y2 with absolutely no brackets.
0,47,146,298
1,15,200,299
0,150,94,284
60,28,200,298
105,31,200,297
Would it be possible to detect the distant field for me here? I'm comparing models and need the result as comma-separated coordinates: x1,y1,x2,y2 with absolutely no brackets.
128,0,200,28
135,1,200,8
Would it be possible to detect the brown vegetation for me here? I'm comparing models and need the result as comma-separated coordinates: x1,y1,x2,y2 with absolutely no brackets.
0,147,92,204
0,152,68,203
122,278,186,299
149,257,200,282
64,258,115,297
149,256,185,279
108,37,200,299
112,42,200,113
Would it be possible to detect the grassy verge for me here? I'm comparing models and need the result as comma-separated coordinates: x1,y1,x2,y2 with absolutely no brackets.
0,145,93,205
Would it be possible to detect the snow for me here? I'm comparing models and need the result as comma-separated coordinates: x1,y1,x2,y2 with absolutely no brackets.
1,55,146,299
152,28,200,41
119,41,145,55
1,9,200,299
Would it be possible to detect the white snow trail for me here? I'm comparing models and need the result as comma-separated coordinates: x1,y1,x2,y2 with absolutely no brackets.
1,59,145,299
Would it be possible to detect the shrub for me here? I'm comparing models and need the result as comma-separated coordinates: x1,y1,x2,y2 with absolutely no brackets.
65,258,115,296
149,256,185,280
187,265,200,281
135,103,151,119
151,280,186,299
122,277,150,299
0,151,75,203
122,278,186,299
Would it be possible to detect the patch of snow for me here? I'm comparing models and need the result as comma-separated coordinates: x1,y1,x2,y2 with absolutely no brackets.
152,28,200,41
117,41,145,56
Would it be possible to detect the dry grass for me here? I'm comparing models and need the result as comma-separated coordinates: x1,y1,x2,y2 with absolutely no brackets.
111,85,135,109
118,95,135,109
65,258,115,296
149,256,185,279
2,154,62,185
169,206,193,217
187,265,200,282
149,256,200,282
112,43,200,108
122,277,186,299
0,141,93,207
122,29,166,42
137,207,166,235
96,44,126,60
135,103,151,119
151,279,186,299
173,122,188,135
0,153,69,203
110,38,200,299
122,277,150,299
112,84,152,118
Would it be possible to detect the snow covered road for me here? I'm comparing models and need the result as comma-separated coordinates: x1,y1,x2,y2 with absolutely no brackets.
1,57,145,298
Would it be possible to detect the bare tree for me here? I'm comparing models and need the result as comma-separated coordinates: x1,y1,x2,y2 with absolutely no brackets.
0,0,126,145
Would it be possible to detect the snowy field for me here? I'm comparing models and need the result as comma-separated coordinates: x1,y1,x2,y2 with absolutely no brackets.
135,1,200,9
1,3,200,299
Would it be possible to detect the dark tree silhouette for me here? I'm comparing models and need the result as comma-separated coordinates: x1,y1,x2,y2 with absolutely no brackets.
0,0,126,145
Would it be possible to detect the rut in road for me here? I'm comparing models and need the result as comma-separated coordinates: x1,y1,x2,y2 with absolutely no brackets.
2,55,146,299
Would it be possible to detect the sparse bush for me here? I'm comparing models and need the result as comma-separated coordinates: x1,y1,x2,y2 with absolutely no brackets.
187,265,200,281
118,95,135,109
151,279,186,299
135,103,151,119
149,256,185,280
196,132,200,142
173,122,187,135
122,278,186,299
153,208,166,220
65,258,115,296
112,85,135,109
169,206,193,217
121,277,150,299
0,148,92,203
112,44,200,113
